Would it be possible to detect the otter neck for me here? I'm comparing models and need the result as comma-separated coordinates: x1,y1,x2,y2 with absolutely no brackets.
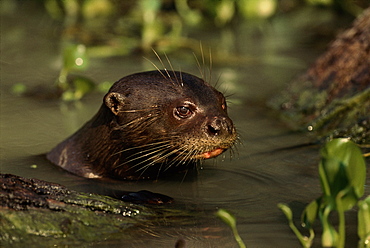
74,106,126,175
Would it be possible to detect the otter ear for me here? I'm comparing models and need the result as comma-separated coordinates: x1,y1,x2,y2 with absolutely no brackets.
104,92,125,115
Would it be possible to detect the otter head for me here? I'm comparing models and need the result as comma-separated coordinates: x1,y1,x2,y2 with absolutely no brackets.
47,70,237,180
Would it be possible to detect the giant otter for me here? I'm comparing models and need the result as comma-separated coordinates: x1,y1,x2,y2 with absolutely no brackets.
47,70,237,180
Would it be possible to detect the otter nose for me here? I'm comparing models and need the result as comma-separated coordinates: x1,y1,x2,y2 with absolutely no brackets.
207,117,234,137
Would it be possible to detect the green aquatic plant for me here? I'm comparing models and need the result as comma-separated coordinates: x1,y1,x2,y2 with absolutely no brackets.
278,203,315,247
278,138,368,247
358,196,370,248
216,209,246,248
57,43,96,101
58,44,89,88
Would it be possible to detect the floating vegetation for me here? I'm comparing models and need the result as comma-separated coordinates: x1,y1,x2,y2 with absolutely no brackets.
218,138,369,247
216,208,247,248
278,138,369,248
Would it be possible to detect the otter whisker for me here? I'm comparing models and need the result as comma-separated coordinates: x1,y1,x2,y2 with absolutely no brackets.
151,49,167,71
229,146,238,160
116,143,173,169
165,146,198,169
130,143,197,176
112,147,172,170
163,53,183,87
212,71,223,90
178,70,184,87
208,47,213,84
151,49,177,86
229,135,241,160
118,107,158,113
193,44,213,84
115,151,165,174
193,51,203,80
199,42,206,81
111,139,172,156
137,147,183,173
160,148,193,171
117,113,160,131
129,148,185,180
123,143,173,163
118,116,149,129
176,147,197,163
144,56,168,80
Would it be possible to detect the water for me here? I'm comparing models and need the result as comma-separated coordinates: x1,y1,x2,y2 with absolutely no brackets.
1,3,367,248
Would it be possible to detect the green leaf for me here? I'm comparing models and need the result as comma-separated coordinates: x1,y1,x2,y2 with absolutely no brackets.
73,77,95,99
215,0,235,26
238,0,277,19
321,138,365,198
319,138,366,211
11,83,27,96
61,76,95,101
97,81,114,93
140,0,161,12
63,44,89,72
302,199,320,229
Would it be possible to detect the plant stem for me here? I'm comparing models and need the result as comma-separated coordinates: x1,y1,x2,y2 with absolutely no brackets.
336,191,346,248
278,203,313,248
231,226,246,248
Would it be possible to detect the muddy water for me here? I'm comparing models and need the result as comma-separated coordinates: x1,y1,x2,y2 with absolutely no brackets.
1,4,367,248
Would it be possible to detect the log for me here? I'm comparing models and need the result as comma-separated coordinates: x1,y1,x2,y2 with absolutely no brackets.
0,174,187,246
270,8,370,144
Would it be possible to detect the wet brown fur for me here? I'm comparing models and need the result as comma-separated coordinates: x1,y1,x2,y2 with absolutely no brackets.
47,70,237,180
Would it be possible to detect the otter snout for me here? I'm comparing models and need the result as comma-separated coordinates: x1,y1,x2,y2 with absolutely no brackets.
206,116,235,137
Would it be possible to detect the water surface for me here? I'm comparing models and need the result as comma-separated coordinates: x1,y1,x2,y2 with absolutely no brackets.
1,4,367,247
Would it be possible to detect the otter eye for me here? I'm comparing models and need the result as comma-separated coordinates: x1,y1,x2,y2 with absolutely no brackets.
176,106,192,118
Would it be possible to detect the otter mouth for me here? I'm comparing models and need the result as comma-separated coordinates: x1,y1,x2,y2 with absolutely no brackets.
199,148,225,159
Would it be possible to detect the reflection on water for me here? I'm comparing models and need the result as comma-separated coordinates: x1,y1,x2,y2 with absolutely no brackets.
1,4,367,248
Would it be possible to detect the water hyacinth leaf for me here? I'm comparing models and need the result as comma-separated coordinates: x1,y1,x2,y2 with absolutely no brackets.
302,198,320,229
319,159,358,210
280,139,366,247
319,158,349,197
339,187,361,212
320,138,365,198
319,139,366,211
